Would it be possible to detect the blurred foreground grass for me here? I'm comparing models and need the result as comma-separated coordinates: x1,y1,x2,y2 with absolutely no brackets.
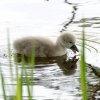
80,27,87,100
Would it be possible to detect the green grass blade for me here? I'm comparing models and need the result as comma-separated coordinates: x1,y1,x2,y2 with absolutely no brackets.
14,53,18,83
7,28,13,79
28,47,35,96
0,67,7,100
14,53,23,100
16,77,22,100
21,55,33,100
80,27,88,100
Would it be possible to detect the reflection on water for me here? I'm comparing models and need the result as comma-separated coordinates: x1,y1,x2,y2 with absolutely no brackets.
0,46,100,100
16,54,78,75
0,48,80,100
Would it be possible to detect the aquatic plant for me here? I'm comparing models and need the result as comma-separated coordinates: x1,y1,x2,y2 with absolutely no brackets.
0,66,7,100
80,27,88,100
0,29,35,100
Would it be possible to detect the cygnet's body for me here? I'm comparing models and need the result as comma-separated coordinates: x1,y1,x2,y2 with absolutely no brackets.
13,33,79,57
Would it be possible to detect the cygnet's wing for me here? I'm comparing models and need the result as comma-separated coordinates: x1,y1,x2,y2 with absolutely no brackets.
33,37,55,57
14,37,55,57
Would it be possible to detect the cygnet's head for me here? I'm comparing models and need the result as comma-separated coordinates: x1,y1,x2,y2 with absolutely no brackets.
57,32,79,53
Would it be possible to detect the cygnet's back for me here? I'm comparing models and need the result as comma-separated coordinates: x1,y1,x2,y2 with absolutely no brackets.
14,37,55,57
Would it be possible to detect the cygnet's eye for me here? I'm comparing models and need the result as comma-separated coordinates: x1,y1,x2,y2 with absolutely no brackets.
69,42,72,44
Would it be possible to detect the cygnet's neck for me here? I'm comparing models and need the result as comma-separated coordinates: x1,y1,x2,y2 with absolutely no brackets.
54,40,66,56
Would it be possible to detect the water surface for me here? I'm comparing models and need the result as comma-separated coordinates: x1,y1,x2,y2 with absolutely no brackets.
0,0,100,100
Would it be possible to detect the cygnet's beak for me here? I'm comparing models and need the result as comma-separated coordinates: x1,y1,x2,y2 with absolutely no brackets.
70,45,79,53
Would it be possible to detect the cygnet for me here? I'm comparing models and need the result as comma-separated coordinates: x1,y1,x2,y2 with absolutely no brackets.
13,32,79,57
